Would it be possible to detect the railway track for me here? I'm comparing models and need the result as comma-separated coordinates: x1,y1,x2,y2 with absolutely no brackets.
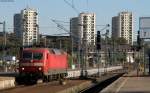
79,73,124,93
0,66,124,93
0,73,123,93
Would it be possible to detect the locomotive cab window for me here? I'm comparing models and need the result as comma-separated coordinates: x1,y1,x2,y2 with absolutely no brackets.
33,53,43,60
23,52,43,60
23,52,32,60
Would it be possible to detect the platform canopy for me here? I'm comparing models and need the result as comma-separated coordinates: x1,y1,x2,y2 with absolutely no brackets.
139,17,150,39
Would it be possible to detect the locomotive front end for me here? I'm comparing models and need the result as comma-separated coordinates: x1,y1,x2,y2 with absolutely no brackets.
19,51,44,73
17,49,46,83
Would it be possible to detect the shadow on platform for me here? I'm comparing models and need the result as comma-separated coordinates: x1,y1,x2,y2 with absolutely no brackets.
0,72,17,77
102,91,150,93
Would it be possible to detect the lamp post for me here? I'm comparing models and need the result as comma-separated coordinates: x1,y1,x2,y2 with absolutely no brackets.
105,29,109,74
96,31,101,77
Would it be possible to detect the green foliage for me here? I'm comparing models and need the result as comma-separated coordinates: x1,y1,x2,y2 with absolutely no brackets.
68,55,73,68
0,34,21,58
116,52,127,62
115,37,127,45
107,37,127,45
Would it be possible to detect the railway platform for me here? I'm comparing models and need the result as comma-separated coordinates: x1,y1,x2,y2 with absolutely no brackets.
0,72,16,90
101,71,150,93
0,76,15,90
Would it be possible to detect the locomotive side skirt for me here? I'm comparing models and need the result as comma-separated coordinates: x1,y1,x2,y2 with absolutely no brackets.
20,63,44,66
44,69,67,75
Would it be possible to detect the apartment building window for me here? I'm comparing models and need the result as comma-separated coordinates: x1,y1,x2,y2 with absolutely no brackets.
33,28,36,30
83,16,88,20
91,37,94,39
91,29,94,31
33,36,36,38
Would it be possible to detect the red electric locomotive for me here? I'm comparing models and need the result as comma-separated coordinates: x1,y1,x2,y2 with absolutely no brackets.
17,48,68,83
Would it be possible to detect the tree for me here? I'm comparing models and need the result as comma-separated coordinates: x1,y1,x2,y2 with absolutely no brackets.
116,52,127,63
116,37,127,45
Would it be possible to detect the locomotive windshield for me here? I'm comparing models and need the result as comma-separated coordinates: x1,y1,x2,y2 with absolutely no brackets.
23,52,32,60
23,52,43,60
33,53,43,60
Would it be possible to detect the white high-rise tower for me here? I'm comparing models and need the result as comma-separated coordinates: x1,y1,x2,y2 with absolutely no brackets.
20,7,39,46
112,12,133,45
70,13,96,67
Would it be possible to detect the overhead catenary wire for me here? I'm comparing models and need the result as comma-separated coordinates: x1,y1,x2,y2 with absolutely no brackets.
42,32,70,36
86,0,89,12
64,0,79,14
51,19,81,43
51,19,70,34
0,25,108,30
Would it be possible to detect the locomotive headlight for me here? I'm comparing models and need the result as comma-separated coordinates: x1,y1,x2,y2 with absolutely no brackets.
22,67,24,70
38,67,42,71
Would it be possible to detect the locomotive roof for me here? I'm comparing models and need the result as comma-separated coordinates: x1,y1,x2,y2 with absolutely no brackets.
23,48,66,55
50,49,62,55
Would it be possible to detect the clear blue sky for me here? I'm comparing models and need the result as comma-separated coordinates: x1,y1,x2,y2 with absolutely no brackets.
0,0,150,40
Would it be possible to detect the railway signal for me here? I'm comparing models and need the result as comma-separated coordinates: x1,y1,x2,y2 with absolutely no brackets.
137,31,142,51
96,31,101,50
